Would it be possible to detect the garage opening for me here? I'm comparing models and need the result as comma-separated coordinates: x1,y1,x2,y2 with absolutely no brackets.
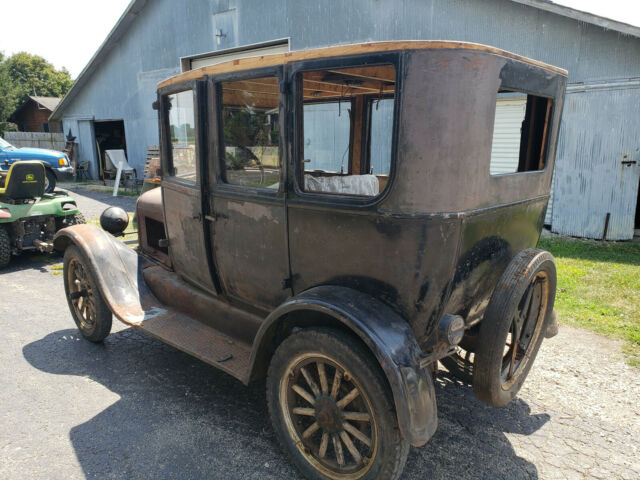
94,120,127,180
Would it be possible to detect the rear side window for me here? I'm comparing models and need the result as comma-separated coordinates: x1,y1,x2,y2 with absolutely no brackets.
298,64,396,198
490,91,553,175
219,76,281,189
167,90,197,182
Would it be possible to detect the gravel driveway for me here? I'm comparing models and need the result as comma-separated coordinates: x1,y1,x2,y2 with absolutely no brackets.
0,188,638,480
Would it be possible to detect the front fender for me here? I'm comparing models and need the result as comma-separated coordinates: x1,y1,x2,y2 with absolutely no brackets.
250,285,438,446
54,224,148,325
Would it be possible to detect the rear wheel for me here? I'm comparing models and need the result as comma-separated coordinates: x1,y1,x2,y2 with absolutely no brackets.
63,245,112,342
57,212,86,230
44,169,56,194
473,249,556,407
0,226,11,269
267,328,409,480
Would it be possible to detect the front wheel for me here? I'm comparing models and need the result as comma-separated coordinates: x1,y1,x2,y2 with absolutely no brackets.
63,245,112,342
44,169,56,193
267,328,409,480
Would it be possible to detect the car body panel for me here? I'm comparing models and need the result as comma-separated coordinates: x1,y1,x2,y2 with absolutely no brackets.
54,42,568,449
0,142,73,181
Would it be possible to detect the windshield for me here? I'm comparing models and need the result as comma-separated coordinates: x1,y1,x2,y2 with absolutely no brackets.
0,138,15,150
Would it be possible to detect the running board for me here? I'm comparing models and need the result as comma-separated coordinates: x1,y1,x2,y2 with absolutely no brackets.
137,310,252,383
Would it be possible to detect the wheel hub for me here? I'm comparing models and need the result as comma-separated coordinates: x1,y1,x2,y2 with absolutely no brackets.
314,396,343,434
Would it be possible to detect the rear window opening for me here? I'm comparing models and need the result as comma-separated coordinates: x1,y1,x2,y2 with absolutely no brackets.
298,64,396,197
490,91,553,175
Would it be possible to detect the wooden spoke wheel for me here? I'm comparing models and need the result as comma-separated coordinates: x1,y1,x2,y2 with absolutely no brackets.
500,271,549,389
63,245,112,342
267,328,409,480
473,249,556,407
282,353,378,477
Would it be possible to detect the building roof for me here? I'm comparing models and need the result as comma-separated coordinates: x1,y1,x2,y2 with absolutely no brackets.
29,96,61,111
9,96,61,122
49,0,640,121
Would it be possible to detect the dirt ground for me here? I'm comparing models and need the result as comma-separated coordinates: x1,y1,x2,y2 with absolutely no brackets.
0,187,638,479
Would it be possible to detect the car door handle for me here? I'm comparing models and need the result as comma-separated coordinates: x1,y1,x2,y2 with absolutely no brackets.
191,214,202,222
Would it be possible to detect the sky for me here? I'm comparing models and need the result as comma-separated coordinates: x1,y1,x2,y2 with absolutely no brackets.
0,0,639,79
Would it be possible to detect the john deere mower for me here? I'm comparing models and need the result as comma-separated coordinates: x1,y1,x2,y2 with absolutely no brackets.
0,161,84,269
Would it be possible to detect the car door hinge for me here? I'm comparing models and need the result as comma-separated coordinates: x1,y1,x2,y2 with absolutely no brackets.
281,277,293,289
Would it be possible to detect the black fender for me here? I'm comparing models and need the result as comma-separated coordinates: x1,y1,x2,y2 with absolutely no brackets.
53,224,148,325
249,285,438,446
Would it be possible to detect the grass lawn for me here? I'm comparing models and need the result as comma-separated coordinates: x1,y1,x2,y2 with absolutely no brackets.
538,236,640,366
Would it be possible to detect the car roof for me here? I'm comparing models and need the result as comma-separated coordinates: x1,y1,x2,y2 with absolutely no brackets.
158,40,568,89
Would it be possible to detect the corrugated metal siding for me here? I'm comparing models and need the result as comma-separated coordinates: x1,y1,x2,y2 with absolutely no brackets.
54,0,640,238
490,96,527,175
551,85,640,240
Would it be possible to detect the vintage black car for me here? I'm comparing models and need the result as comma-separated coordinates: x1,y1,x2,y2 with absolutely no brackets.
55,41,566,480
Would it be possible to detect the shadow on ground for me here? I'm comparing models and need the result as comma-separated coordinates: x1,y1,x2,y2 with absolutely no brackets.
2,250,62,274
23,328,546,479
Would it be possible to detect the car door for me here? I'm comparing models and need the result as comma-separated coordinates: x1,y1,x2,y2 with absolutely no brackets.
206,67,292,311
159,80,216,293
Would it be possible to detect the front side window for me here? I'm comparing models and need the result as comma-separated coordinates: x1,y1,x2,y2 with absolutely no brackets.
219,76,281,189
298,64,396,198
167,90,197,182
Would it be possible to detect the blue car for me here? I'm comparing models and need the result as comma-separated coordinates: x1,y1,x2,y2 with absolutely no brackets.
0,137,73,193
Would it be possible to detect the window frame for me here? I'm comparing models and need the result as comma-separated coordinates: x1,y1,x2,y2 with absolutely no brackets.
489,88,554,178
159,80,203,187
290,52,402,206
212,66,285,195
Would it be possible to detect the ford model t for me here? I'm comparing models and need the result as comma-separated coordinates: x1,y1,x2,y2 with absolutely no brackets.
55,41,566,479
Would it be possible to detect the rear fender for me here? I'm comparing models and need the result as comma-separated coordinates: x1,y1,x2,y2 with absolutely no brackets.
249,285,438,446
53,224,147,324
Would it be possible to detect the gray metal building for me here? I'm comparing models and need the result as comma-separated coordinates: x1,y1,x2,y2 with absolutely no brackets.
50,0,640,240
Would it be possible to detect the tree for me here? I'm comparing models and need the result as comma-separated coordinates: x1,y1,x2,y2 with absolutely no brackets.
0,52,73,122
5,52,72,104
0,53,18,123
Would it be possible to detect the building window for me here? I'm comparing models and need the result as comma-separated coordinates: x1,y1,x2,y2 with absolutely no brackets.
490,91,553,175
219,76,281,189
167,90,197,182
298,64,396,198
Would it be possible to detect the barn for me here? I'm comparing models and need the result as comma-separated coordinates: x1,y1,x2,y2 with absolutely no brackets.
49,0,640,240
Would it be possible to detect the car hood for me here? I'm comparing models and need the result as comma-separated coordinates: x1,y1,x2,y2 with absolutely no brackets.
13,147,66,159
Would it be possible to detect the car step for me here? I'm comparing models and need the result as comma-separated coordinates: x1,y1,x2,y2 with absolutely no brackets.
138,310,252,383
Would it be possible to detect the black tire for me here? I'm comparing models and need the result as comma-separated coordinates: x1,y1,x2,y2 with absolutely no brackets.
56,212,86,231
267,328,409,480
63,245,112,342
0,226,11,269
66,213,86,226
473,249,556,407
44,169,56,194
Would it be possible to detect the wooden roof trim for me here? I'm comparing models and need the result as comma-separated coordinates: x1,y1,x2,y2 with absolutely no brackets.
158,41,567,89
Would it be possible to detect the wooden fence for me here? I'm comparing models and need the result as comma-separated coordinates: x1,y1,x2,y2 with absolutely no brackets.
3,132,65,151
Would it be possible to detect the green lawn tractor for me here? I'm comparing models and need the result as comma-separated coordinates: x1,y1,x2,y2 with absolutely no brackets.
0,161,85,269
